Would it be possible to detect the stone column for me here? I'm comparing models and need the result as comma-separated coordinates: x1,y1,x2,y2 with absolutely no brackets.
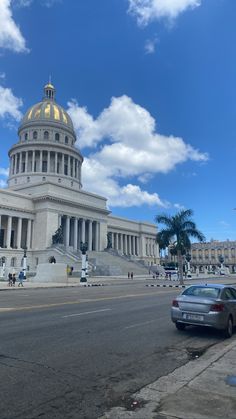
132,236,135,255
73,158,75,178
120,234,123,254
115,233,118,250
81,219,86,243
55,152,58,174
128,235,131,255
25,151,28,173
88,220,93,251
6,216,12,249
136,236,140,256
19,152,22,174
32,150,35,172
26,219,31,249
95,221,99,251
47,151,50,173
62,153,65,175
123,235,127,255
39,150,43,172
66,216,70,247
68,156,71,177
0,215,1,246
73,218,78,251
17,217,22,249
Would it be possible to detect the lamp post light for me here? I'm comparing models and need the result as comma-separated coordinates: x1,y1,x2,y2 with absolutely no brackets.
185,253,192,278
80,242,88,283
23,247,27,280
218,255,224,275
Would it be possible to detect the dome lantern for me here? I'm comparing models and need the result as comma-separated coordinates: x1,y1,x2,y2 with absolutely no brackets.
44,81,55,101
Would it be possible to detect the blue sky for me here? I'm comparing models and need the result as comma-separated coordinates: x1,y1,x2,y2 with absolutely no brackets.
0,0,236,241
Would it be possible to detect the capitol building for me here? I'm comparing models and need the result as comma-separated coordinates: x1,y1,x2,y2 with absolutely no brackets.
0,83,159,276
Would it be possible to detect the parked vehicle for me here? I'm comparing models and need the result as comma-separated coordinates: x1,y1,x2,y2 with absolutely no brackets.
171,284,236,338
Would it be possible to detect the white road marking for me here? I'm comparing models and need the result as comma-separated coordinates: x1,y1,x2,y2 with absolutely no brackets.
62,308,112,318
124,319,157,330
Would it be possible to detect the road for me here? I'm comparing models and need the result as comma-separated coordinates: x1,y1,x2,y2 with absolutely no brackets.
0,282,225,419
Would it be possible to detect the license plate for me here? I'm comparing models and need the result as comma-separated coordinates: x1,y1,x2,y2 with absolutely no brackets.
182,313,204,321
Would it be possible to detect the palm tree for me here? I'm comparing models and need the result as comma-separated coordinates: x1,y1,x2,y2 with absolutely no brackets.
155,209,205,285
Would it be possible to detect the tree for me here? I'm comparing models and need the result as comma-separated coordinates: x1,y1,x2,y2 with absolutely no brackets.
155,209,205,285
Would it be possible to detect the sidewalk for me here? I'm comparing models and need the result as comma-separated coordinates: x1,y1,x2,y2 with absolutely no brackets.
101,338,236,419
0,274,236,291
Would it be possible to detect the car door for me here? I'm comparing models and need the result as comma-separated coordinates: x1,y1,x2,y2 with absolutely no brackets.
221,288,236,324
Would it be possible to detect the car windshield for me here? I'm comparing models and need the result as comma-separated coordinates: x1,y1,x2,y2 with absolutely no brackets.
182,286,220,298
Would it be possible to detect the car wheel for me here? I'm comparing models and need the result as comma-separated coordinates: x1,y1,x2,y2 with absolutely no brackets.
224,316,233,339
175,322,186,331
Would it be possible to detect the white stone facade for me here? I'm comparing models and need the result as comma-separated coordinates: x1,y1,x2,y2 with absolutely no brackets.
0,83,159,275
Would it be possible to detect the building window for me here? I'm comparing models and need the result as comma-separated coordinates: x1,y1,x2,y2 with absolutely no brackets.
27,176,30,182
10,257,16,267
55,133,60,142
33,131,38,139
65,136,69,144
58,178,61,183
25,133,28,140
35,257,39,266
44,131,49,140
42,161,47,172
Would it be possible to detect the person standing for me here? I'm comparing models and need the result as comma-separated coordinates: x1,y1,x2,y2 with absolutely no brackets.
128,272,130,279
131,272,133,279
8,273,13,287
12,273,16,286
18,271,24,287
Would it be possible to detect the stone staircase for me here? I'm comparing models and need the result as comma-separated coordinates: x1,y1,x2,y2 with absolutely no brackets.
87,250,150,276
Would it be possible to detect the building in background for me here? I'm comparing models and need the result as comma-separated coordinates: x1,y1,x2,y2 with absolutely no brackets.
162,240,236,274
0,83,159,276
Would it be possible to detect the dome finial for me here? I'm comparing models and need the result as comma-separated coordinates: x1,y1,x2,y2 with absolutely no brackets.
44,78,55,101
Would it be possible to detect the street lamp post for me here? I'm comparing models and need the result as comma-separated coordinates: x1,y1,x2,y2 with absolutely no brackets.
185,253,192,278
218,255,224,275
23,248,27,280
80,242,88,283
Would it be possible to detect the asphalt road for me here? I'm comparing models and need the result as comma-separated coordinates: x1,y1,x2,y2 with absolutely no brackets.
0,283,225,419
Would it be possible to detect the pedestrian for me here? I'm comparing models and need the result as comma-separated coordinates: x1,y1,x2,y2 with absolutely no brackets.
8,272,13,287
128,272,130,279
12,273,16,286
131,272,133,279
18,271,24,287
70,266,74,275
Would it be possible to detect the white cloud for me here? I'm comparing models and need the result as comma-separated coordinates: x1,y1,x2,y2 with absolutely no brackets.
0,0,28,53
145,38,158,54
0,167,9,177
0,179,7,188
68,95,208,208
128,0,201,26
0,85,23,121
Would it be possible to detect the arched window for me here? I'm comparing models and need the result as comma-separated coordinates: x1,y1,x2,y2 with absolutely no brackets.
25,133,28,141
65,136,69,144
33,131,38,139
44,131,49,140
55,133,60,142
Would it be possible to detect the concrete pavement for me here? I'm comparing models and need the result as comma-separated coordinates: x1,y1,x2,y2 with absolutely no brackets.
101,336,236,419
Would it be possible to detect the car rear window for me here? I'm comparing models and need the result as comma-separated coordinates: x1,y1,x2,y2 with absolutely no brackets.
182,286,220,298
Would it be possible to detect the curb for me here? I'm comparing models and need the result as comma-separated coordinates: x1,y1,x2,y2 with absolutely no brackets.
146,284,186,288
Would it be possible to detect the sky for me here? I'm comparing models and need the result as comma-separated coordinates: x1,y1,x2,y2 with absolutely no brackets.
0,0,236,242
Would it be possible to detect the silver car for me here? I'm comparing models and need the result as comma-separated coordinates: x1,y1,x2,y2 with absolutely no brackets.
171,284,236,338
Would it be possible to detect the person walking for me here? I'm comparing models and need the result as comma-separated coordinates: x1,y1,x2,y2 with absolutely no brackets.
8,273,13,287
12,273,16,286
128,272,130,279
131,272,134,279
18,271,24,287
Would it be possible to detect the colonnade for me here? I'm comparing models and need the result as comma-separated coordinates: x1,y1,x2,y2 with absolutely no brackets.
0,214,33,249
10,150,81,180
109,232,157,257
60,215,100,252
